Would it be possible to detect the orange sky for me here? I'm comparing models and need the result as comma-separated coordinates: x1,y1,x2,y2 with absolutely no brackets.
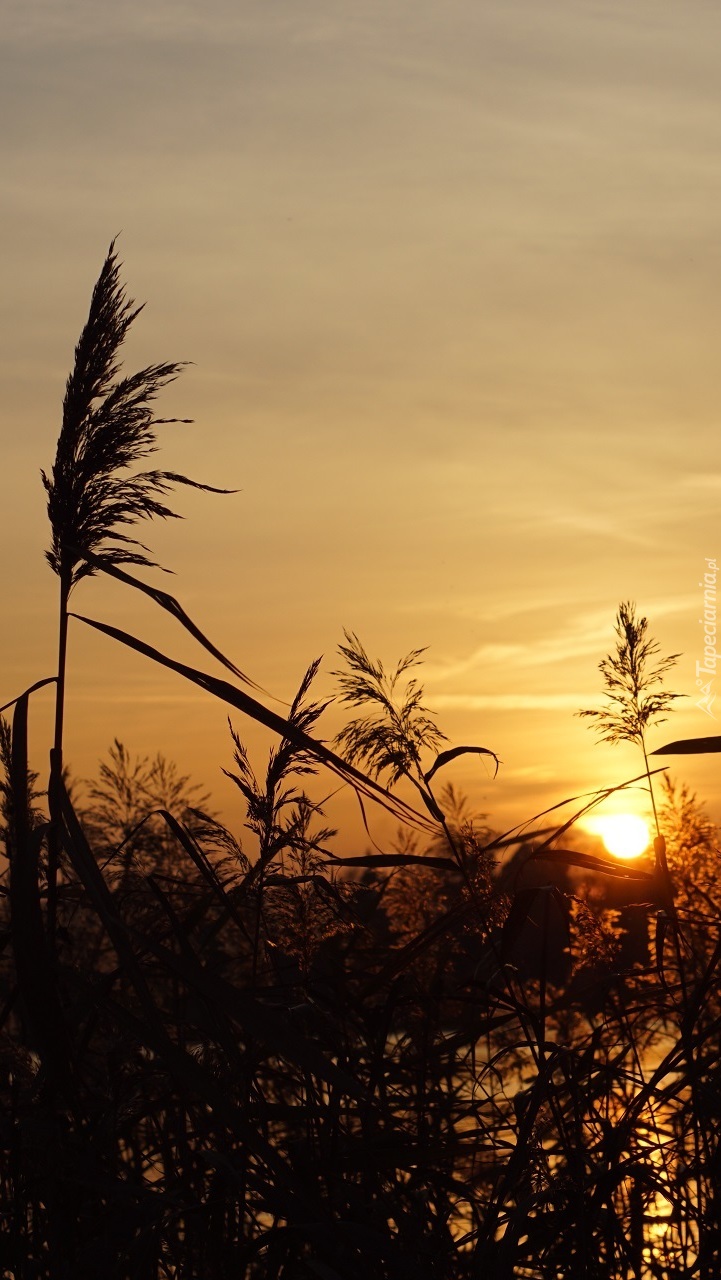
3,1,721,850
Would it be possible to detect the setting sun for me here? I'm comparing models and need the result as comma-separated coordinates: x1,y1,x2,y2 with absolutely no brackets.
585,814,651,860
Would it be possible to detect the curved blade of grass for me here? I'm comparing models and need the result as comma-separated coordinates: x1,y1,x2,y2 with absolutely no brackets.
155,807,231,894
70,612,438,833
484,827,559,851
0,675,56,715
424,744,500,784
532,847,654,881
72,547,268,693
492,768,668,850
416,784,445,821
154,807,250,925
652,735,721,754
329,853,458,872
496,767,669,863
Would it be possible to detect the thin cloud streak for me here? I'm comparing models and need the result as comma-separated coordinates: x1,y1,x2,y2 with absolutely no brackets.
424,596,695,688
432,693,592,711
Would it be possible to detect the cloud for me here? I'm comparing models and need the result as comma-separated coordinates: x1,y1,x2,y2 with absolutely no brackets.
3,0,268,45
432,693,589,711
423,596,693,693
681,472,721,492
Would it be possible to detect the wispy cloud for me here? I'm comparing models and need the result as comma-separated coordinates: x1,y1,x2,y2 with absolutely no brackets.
542,512,654,547
423,596,694,688
681,472,721,492
432,693,590,711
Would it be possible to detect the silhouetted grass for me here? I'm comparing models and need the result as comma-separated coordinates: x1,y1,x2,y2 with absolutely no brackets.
1,250,720,1279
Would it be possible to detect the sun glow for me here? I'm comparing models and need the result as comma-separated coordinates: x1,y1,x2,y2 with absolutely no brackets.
584,814,651,860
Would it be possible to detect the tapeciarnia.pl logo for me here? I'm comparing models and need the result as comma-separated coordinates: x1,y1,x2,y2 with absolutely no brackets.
696,557,717,718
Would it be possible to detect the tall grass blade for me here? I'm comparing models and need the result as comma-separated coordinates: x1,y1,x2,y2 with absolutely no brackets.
0,676,56,715
652,735,721,754
532,847,654,880
329,852,458,871
7,692,72,1094
424,743,500,784
70,611,438,832
74,547,265,691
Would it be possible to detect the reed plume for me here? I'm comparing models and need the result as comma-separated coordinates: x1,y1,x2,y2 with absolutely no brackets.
578,601,681,750
578,601,681,855
43,239,228,589
332,630,447,787
42,240,230,931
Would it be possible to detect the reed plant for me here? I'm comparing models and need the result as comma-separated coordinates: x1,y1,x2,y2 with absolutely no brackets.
1,252,720,1278
41,240,231,937
578,600,682,906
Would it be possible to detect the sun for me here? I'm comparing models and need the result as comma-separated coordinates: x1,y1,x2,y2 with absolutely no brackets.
584,813,651,860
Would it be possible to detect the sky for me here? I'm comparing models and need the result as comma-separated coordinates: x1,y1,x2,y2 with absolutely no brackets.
3,0,721,851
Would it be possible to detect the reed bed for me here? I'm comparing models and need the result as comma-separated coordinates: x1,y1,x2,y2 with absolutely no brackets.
1,248,720,1279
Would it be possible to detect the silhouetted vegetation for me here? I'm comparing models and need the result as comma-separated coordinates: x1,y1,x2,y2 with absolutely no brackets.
2,247,721,1278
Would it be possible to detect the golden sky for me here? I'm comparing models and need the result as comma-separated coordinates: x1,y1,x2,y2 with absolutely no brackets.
3,1,721,847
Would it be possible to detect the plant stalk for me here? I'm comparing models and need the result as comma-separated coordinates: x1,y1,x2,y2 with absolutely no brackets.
47,564,71,942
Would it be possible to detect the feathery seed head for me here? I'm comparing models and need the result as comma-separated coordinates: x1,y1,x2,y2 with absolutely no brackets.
332,630,447,785
43,240,231,589
578,601,682,748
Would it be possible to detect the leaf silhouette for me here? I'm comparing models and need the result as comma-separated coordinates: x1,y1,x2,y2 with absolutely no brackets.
70,610,438,834
652,736,721,755
424,744,500,785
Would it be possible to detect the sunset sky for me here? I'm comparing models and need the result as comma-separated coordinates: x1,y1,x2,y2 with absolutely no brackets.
4,0,721,849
